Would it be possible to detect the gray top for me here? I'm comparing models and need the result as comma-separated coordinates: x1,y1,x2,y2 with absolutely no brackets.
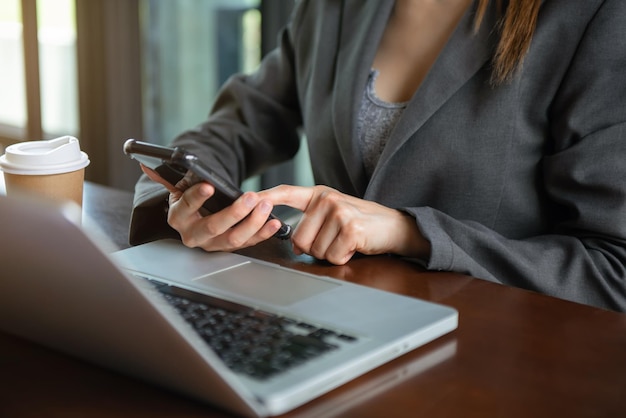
357,69,407,179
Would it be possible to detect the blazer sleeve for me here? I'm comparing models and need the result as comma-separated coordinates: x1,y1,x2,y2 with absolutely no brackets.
128,5,305,246
408,0,626,312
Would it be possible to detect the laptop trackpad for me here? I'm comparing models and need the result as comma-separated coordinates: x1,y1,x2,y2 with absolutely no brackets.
193,262,339,305
193,262,338,306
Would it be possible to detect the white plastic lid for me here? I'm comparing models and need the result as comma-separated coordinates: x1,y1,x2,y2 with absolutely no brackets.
0,136,90,175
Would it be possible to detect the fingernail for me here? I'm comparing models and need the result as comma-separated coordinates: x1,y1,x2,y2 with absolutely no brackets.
269,222,281,234
243,193,256,208
259,200,272,214
199,183,212,196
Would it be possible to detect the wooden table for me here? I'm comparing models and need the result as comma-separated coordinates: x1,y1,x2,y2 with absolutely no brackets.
1,181,626,417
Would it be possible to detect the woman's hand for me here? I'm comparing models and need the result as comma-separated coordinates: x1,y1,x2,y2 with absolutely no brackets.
140,164,283,251
142,166,429,263
259,184,431,265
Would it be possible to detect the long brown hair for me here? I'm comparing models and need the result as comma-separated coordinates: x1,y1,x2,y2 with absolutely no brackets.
474,0,542,84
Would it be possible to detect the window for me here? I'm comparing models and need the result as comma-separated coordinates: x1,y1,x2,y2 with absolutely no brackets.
0,0,78,150
141,0,261,146
38,0,78,136
0,0,26,134
2,0,312,191
140,0,312,191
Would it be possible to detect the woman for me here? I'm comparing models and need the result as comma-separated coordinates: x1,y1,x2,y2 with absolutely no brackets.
131,0,626,311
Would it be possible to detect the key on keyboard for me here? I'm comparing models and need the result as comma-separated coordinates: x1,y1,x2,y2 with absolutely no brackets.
149,281,357,380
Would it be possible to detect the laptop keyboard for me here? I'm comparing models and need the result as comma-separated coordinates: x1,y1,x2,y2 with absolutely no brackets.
149,281,358,380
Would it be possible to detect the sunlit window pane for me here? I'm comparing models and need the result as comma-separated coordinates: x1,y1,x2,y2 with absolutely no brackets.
37,0,78,136
139,0,312,191
0,0,26,129
140,0,261,146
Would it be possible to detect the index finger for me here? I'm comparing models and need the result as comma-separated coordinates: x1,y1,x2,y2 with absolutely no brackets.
140,164,179,194
258,185,315,212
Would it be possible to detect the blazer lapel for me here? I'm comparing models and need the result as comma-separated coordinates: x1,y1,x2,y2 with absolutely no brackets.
332,0,395,197
367,2,499,188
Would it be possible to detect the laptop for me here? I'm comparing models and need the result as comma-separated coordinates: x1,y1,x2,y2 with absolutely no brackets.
0,194,458,417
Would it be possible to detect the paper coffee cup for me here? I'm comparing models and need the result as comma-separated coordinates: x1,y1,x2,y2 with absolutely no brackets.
0,136,90,207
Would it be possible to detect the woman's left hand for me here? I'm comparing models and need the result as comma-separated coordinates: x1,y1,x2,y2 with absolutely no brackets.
259,185,431,265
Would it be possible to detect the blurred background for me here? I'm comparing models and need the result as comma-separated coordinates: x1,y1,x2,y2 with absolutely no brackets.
0,0,313,191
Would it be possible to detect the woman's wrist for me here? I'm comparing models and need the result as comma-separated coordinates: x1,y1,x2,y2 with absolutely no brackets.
391,211,431,260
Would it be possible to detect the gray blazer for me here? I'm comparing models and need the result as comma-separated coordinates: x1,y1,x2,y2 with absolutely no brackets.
130,0,626,311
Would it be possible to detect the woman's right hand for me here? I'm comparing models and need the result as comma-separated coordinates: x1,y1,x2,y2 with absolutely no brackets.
140,164,282,252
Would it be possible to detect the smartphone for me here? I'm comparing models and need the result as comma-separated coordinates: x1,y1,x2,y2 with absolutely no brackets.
123,139,292,239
